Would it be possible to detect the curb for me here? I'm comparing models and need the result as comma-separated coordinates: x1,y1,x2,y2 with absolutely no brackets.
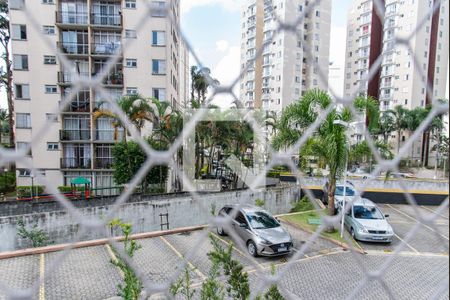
0,225,206,260
281,218,366,255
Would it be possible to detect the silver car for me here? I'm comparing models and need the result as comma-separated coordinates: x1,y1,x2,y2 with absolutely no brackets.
217,205,293,257
344,198,394,243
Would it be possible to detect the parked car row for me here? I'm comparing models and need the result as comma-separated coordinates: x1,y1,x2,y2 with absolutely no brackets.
216,188,394,258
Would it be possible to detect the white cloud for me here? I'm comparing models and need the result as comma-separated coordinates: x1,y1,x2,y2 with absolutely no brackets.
215,40,229,52
210,45,241,107
181,0,241,15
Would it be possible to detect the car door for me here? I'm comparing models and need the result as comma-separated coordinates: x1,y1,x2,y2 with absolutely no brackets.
232,211,250,241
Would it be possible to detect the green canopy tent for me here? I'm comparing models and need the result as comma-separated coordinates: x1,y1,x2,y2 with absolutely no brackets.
70,177,91,199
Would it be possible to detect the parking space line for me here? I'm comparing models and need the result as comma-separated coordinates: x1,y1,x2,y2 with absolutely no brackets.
39,253,45,300
159,236,206,280
210,232,265,270
105,244,124,278
393,233,420,254
386,204,449,241
420,206,449,220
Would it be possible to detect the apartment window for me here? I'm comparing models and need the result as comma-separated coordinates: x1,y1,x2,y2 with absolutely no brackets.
125,30,137,38
126,87,138,95
47,143,59,151
125,0,136,8
46,113,58,122
152,31,166,46
151,1,166,17
298,5,302,11
11,24,27,40
436,67,440,74
125,59,137,68
42,0,54,4
43,55,56,65
424,51,427,58
295,76,300,83
18,169,32,177
13,54,28,70
16,113,31,128
404,99,408,105
152,88,166,101
315,11,320,17
43,25,55,35
404,75,409,81
15,84,30,99
45,85,58,94
152,59,166,75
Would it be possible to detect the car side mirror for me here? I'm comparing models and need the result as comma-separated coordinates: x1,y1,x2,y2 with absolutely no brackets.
385,214,389,218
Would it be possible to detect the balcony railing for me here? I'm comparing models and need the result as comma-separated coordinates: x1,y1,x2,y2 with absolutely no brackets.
90,13,122,27
94,158,113,169
91,42,121,55
56,11,88,25
61,157,91,169
59,101,90,112
60,129,91,141
58,42,89,55
95,130,124,141
57,72,90,84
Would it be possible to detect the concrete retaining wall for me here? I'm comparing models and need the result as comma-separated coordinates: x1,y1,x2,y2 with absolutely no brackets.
0,186,300,252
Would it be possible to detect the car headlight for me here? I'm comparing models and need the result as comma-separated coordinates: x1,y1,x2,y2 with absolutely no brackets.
256,236,272,245
386,227,394,235
359,227,368,233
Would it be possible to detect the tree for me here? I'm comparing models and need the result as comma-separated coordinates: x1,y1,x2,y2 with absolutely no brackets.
0,2,14,148
0,107,7,143
376,112,396,143
273,90,379,226
190,66,219,106
386,106,408,154
93,94,151,142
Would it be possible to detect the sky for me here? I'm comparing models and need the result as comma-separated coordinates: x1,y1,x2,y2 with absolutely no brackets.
180,0,353,104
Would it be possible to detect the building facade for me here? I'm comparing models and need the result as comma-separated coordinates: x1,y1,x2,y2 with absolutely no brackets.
239,0,331,115
344,0,449,163
9,0,188,191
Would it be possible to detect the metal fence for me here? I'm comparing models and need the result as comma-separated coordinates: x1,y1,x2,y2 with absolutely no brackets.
0,0,448,299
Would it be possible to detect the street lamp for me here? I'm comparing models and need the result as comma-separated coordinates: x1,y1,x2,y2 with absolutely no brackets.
333,120,350,239
30,173,34,199
3,168,7,191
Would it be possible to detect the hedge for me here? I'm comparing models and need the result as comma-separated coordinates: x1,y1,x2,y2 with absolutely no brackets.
17,186,45,198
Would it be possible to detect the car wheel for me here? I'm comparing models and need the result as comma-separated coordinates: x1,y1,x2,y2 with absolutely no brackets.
350,228,356,240
217,227,226,236
363,176,367,179
247,240,258,257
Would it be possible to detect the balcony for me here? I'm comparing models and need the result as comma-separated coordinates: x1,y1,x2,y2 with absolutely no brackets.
95,130,124,141
91,42,122,56
380,93,393,100
94,158,113,169
61,157,91,169
60,129,91,141
56,11,88,26
101,72,123,86
57,72,90,85
57,42,89,56
59,101,90,113
90,13,122,28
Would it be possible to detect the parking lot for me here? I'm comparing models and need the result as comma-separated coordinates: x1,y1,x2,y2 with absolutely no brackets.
0,204,448,300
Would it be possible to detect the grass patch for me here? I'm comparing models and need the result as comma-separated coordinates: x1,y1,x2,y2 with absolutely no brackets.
290,196,315,213
282,209,361,249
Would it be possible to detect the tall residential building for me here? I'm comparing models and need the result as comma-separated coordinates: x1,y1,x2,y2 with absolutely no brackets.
344,0,449,163
239,0,331,114
9,0,188,191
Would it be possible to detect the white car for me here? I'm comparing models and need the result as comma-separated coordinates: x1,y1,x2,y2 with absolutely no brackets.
347,169,371,179
322,181,358,210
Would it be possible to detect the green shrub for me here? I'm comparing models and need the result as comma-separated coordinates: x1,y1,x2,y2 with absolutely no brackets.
255,199,265,207
16,186,45,198
290,196,315,213
57,186,87,193
16,219,49,247
0,171,16,194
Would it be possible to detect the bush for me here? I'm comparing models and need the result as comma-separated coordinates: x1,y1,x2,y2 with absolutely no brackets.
290,196,315,213
0,171,16,194
16,186,45,198
255,199,265,207
57,186,88,193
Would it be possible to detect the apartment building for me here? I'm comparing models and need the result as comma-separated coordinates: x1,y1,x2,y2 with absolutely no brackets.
344,0,449,163
9,0,188,191
239,0,332,115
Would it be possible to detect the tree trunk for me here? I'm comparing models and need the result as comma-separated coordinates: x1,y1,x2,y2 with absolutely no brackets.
397,129,401,154
326,178,336,232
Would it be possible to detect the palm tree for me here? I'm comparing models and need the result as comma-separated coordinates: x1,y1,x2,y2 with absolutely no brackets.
190,66,219,106
376,112,396,143
93,94,150,141
274,90,380,225
386,106,408,154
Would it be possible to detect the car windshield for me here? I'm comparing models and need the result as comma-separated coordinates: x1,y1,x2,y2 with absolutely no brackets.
353,206,384,220
246,212,279,229
335,186,355,196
